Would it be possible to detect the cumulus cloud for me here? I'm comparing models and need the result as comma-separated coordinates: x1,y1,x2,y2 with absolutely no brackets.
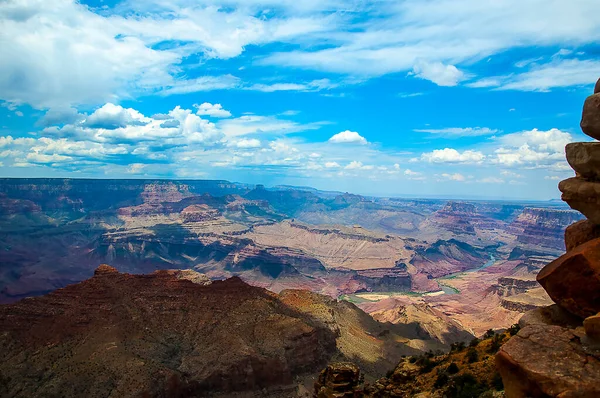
420,148,485,163
233,138,262,148
328,130,368,145
83,103,150,130
492,128,574,167
195,103,232,118
325,162,341,168
345,161,374,170
411,61,466,87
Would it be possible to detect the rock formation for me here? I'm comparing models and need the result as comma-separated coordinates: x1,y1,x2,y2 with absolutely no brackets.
497,79,600,397
0,266,338,397
314,362,362,398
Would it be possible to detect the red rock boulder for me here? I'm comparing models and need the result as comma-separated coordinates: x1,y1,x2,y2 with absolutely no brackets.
496,324,600,397
537,238,600,318
559,177,600,225
565,220,600,251
581,93,600,140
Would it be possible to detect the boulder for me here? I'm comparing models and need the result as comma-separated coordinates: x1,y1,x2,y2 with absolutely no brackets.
565,142,600,181
94,264,118,275
581,93,600,140
314,362,362,398
537,238,600,318
518,304,581,329
496,324,600,398
584,313,600,341
559,177,600,225
565,219,600,251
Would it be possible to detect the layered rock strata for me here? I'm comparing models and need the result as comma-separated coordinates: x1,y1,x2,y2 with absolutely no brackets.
497,78,600,397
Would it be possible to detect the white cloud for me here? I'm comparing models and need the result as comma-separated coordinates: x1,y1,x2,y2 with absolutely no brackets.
127,163,147,174
325,161,341,168
492,128,574,168
478,177,505,184
501,170,524,178
246,79,338,93
469,59,600,92
415,127,498,137
345,161,373,170
232,138,262,148
439,173,466,181
328,130,368,145
195,103,232,118
421,148,485,164
545,175,561,180
411,61,466,87
83,103,150,130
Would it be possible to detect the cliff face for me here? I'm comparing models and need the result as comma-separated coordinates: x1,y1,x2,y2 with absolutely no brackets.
508,207,583,249
0,266,337,397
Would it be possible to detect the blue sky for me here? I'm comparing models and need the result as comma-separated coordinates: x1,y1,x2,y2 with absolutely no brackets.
1,0,600,200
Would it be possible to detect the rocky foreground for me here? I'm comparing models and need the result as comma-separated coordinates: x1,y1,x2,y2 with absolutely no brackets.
494,78,600,397
0,265,451,398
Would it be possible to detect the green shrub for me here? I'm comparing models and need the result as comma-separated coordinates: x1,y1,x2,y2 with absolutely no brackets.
508,323,521,336
466,347,479,363
469,337,480,347
447,362,460,374
483,329,495,339
434,371,449,388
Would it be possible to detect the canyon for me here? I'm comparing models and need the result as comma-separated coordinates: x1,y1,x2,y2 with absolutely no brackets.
0,178,583,395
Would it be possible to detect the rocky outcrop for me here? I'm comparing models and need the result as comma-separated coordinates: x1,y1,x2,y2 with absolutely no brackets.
497,79,600,398
354,268,411,292
536,237,600,318
559,177,600,224
497,324,600,397
0,266,337,397
508,207,583,249
566,142,600,181
314,363,362,398
581,93,600,140
565,219,600,251
492,276,540,297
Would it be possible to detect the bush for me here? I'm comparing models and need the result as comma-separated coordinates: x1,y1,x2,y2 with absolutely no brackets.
466,347,479,363
483,329,495,339
488,334,504,353
491,371,504,391
446,373,487,398
434,371,449,388
447,362,460,374
450,341,466,352
469,337,480,347
508,323,521,336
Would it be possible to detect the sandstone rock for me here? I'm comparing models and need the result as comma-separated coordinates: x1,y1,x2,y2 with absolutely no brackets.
566,142,600,181
559,177,600,225
173,269,211,285
518,304,581,329
595,78,600,94
496,324,600,397
581,93,600,140
565,219,600,251
537,238,600,318
94,264,118,275
314,362,362,398
584,313,600,340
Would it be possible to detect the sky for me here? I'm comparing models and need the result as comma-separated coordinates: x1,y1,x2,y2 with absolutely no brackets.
1,0,600,200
